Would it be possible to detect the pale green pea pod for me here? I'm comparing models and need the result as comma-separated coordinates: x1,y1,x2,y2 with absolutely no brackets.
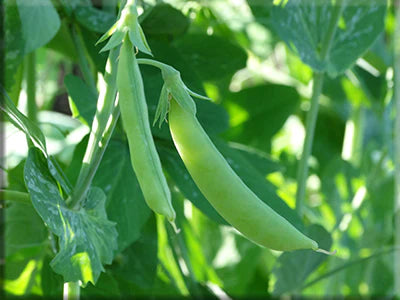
117,37,175,222
168,98,320,252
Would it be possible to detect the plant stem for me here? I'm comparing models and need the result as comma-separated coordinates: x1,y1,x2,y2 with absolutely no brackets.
26,52,37,124
394,0,400,296
296,72,324,216
295,0,344,217
63,281,80,300
165,221,201,298
70,24,97,95
68,47,120,209
0,189,31,205
300,246,397,292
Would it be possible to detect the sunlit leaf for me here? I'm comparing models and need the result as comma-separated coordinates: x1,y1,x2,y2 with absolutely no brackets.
24,148,117,285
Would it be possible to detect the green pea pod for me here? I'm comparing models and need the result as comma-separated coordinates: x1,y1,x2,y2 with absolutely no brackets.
169,98,319,251
117,37,175,222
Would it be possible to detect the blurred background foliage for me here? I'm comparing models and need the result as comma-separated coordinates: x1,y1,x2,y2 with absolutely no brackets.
2,0,396,298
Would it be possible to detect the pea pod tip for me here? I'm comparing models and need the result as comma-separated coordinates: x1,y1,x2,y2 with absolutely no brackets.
315,248,337,256
169,220,181,234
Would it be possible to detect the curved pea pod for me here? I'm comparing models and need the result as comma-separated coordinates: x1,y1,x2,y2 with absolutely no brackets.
117,37,175,222
168,98,319,251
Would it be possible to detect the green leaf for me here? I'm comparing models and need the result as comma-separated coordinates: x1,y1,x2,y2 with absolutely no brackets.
24,148,117,285
74,5,116,33
223,84,300,152
313,107,346,169
154,84,169,127
92,140,152,252
272,224,333,295
64,74,97,126
141,4,189,38
270,0,387,76
111,214,158,288
16,0,61,53
46,20,78,61
4,0,25,91
174,34,247,81
1,89,47,154
5,202,48,257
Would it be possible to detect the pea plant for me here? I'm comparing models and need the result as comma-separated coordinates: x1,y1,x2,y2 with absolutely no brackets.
1,0,398,298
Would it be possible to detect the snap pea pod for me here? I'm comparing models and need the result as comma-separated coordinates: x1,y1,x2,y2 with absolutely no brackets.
169,98,318,251
117,37,175,222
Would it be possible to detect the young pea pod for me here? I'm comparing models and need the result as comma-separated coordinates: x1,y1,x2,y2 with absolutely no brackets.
117,37,175,222
168,98,319,252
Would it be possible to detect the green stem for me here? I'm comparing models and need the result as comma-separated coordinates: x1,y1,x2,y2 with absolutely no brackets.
0,189,31,205
296,0,344,216
70,24,97,95
64,281,80,300
165,221,200,298
137,58,170,70
68,47,120,209
300,247,397,292
26,52,37,124
296,72,324,216
394,0,400,295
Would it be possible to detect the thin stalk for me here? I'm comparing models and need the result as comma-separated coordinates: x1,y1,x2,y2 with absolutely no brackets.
296,72,324,216
394,0,400,295
295,0,345,216
26,52,37,124
70,24,97,95
165,221,201,298
0,189,31,205
68,47,120,209
63,281,80,300
300,246,397,292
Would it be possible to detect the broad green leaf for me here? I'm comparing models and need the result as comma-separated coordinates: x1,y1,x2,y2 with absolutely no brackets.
272,224,332,295
5,201,48,257
223,84,300,152
74,6,116,33
4,0,25,90
173,34,247,81
352,65,387,105
46,20,78,61
64,74,97,126
93,140,152,252
362,33,391,74
270,0,387,76
16,0,61,53
247,0,272,28
80,272,121,297
24,148,117,285
141,4,189,38
229,142,283,176
312,107,345,169
111,214,158,288
80,25,109,74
